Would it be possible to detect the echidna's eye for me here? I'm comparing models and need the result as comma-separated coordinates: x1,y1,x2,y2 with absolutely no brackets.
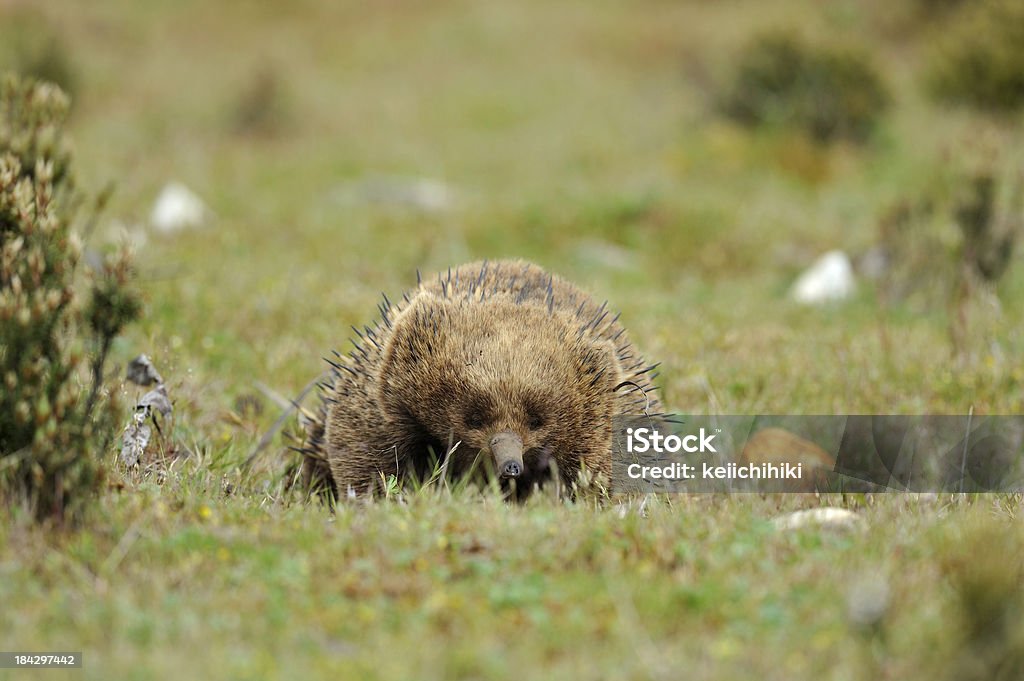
465,410,486,430
463,394,495,430
527,411,544,430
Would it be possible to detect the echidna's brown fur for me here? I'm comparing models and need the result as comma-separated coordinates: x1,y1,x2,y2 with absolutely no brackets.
298,260,663,500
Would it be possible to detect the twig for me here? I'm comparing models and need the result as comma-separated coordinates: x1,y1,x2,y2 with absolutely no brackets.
83,335,113,420
959,405,974,494
242,375,323,469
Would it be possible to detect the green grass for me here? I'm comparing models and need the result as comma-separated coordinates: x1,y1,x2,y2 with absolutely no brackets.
4,486,1024,680
2,0,1024,679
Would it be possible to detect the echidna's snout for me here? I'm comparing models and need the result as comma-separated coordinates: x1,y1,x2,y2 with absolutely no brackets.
489,431,524,479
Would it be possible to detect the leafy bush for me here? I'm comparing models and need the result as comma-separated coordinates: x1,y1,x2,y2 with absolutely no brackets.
721,31,890,143
874,157,1021,359
926,0,1024,112
877,163,1020,296
954,170,1019,283
0,74,140,524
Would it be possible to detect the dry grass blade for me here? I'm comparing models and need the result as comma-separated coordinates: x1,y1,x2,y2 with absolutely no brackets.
243,375,324,469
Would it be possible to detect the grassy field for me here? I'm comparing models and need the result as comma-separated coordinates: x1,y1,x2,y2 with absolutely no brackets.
2,0,1024,679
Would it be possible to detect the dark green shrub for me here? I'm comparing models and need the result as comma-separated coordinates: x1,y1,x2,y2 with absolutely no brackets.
939,519,1024,681
954,170,1019,283
926,0,1024,112
0,74,140,524
874,157,1021,360
721,31,890,143
877,163,1020,299
230,65,290,136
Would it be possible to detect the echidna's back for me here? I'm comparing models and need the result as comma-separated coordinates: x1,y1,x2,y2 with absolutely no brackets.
420,260,661,415
420,260,590,312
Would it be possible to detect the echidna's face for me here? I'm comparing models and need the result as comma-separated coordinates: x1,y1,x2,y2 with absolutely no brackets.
379,292,621,484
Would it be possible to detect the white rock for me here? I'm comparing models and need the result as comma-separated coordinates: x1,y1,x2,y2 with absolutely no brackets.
358,176,456,213
846,574,890,626
150,182,208,233
772,507,864,532
790,250,856,304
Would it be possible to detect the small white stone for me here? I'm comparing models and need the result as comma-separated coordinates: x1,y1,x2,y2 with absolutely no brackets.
402,178,454,213
847,574,890,627
150,182,208,233
357,176,456,213
790,250,856,304
773,507,864,532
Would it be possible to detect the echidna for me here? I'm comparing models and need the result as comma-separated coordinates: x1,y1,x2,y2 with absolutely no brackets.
298,260,663,500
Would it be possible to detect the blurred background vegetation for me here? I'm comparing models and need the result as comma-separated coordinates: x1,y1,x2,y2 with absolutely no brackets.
3,2,1024,679
0,0,1020,454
